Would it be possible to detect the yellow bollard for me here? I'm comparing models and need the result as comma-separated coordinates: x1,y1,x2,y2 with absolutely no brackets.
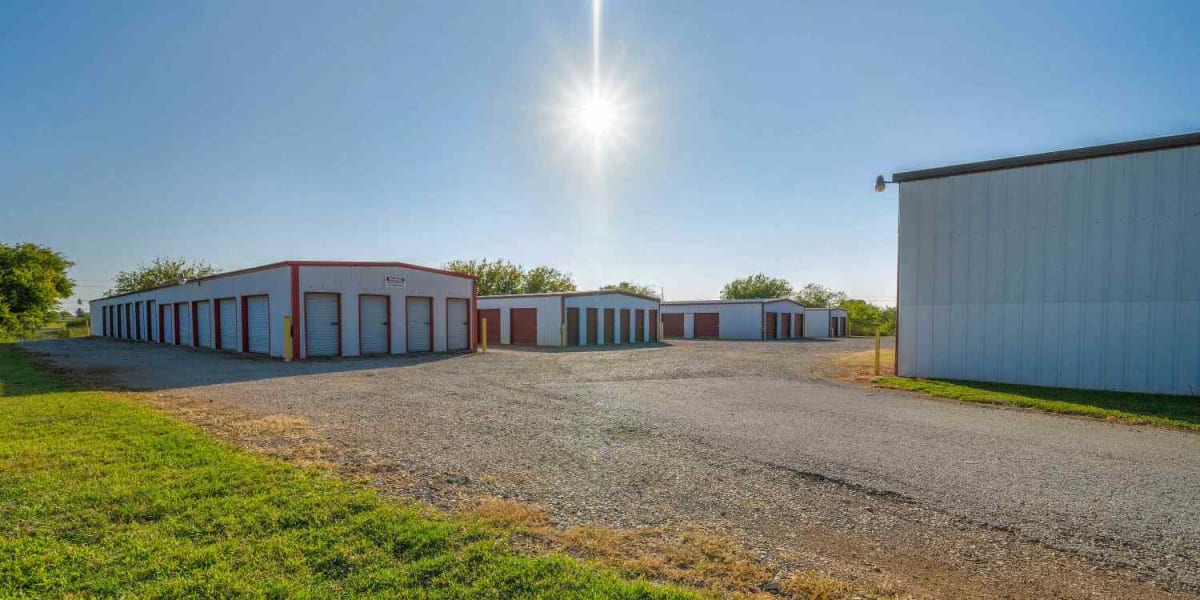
480,318,488,353
283,315,293,362
874,327,881,376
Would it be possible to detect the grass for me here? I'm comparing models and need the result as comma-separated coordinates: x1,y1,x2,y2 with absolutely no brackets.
0,345,703,599
878,376,1200,431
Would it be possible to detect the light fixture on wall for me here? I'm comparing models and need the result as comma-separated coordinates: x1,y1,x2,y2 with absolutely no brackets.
874,175,895,193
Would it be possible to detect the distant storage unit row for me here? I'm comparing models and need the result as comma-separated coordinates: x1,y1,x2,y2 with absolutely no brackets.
660,299,820,340
90,261,477,359
476,291,660,347
802,308,850,338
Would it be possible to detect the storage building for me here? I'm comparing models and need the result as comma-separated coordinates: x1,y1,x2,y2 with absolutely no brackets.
476,291,660,347
90,261,477,359
800,308,849,338
892,132,1200,395
660,299,805,340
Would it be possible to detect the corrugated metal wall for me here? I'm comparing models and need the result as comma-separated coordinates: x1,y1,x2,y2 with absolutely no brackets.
898,145,1200,395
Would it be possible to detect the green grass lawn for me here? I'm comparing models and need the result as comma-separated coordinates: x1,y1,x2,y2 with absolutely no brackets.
0,345,700,599
878,376,1200,431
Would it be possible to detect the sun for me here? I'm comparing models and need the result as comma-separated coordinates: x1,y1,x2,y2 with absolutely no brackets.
575,92,619,141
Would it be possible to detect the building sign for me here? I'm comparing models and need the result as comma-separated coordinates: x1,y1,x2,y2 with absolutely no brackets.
385,276,406,288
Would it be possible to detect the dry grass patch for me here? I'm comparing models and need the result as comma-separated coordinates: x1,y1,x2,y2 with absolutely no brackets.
823,348,895,383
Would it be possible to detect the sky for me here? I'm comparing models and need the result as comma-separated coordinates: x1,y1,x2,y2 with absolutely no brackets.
2,1,1198,309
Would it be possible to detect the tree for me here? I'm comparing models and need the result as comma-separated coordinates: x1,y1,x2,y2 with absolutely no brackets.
107,258,217,296
600,282,659,299
720,274,792,300
793,283,847,308
523,266,577,293
0,243,75,336
445,259,526,296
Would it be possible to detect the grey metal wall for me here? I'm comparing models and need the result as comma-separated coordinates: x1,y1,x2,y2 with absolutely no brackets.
898,145,1200,395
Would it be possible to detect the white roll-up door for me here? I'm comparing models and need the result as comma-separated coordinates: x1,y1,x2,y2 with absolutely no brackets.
406,297,432,353
196,301,212,348
359,296,389,355
446,299,468,351
305,293,340,357
163,307,174,344
178,303,193,346
246,296,270,354
219,299,237,351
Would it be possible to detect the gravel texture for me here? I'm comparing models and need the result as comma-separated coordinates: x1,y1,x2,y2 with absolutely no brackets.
25,337,1200,599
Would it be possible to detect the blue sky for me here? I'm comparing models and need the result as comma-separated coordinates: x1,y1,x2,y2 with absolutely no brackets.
2,1,1197,307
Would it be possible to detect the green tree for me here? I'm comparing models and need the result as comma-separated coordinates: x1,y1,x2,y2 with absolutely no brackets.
523,266,576,293
445,259,525,296
107,258,218,296
841,299,880,335
0,243,75,337
600,282,659,299
793,283,847,308
720,274,792,300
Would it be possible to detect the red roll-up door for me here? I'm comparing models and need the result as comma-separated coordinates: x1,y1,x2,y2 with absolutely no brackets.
634,309,645,343
781,313,791,339
604,308,614,344
566,307,580,346
619,309,630,344
648,309,658,342
477,309,501,345
510,308,538,345
662,313,683,337
586,308,598,345
694,313,720,338
764,312,777,340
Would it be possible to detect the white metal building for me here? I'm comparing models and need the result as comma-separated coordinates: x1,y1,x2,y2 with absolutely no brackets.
800,308,849,338
476,291,660,347
90,261,477,359
660,299,806,340
893,132,1200,395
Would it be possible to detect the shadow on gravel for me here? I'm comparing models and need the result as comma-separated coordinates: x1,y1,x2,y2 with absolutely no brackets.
17,338,478,392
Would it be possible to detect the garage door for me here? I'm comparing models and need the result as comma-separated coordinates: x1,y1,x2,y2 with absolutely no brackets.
178,303,193,346
566,307,580,346
196,301,212,348
662,313,683,337
161,305,174,343
305,293,340,357
147,301,156,342
478,309,500,345
218,299,238,350
635,309,645,343
447,298,469,351
586,308,598,345
765,312,777,340
360,295,389,355
797,313,805,337
649,310,658,342
695,313,720,338
510,308,537,346
781,313,791,339
619,309,630,344
246,296,270,354
406,297,432,352
603,308,614,344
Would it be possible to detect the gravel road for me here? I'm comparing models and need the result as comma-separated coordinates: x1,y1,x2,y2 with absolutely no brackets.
24,337,1200,599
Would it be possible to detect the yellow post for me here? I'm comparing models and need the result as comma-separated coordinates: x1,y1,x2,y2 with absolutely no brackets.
283,315,293,362
874,326,881,376
480,318,488,353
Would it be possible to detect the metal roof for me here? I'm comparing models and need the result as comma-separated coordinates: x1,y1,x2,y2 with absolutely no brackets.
479,290,661,302
892,131,1200,183
661,298,804,307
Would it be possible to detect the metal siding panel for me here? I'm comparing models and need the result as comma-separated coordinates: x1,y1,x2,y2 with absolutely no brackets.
964,303,986,381
898,305,917,375
219,299,238,350
1000,303,1022,383
932,178,952,307
967,174,989,304
305,293,339,357
1103,302,1126,391
1038,303,1061,386
196,301,212,348
447,299,469,350
1023,166,1048,305
1130,153,1157,302
947,304,966,379
1058,303,1082,389
1109,157,1133,303
1184,148,1200,301
985,172,1007,304
1083,159,1110,303
1148,301,1176,394
1061,161,1088,303
406,297,432,352
1175,302,1200,396
1125,302,1151,391
1004,169,1026,304
246,296,270,354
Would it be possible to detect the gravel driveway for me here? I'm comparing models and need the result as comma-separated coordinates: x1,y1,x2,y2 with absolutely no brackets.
24,337,1200,599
